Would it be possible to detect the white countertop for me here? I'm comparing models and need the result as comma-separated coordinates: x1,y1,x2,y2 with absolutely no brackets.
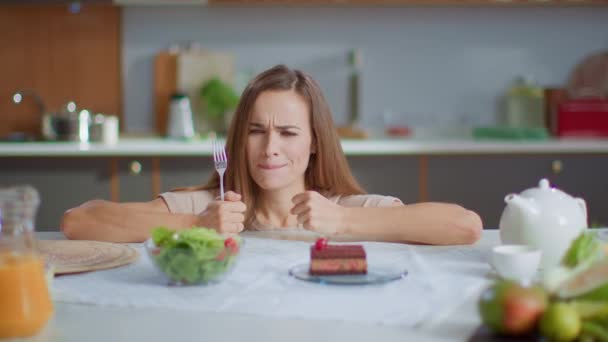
1,137,608,157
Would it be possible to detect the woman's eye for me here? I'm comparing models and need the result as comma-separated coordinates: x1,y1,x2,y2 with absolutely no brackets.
281,131,297,137
248,129,264,134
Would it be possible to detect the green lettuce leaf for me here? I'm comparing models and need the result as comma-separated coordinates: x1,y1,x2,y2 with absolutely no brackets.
562,232,604,268
150,226,241,284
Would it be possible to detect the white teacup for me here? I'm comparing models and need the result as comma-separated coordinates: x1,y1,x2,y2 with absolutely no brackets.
491,245,542,283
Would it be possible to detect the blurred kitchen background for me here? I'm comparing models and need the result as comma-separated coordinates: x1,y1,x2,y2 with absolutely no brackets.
1,0,608,231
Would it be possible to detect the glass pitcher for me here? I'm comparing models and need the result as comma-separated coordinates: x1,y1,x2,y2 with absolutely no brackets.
0,185,53,338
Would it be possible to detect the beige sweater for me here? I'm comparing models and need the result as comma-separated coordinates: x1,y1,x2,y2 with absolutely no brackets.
159,190,401,231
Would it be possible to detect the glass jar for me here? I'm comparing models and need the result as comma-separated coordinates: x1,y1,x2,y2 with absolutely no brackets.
0,186,53,338
504,76,546,128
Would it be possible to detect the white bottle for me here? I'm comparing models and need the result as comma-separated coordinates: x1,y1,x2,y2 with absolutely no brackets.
102,116,119,145
167,93,195,139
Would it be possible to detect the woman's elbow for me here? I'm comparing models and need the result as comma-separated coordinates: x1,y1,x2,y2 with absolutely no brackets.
60,208,80,239
454,209,482,244
60,200,102,240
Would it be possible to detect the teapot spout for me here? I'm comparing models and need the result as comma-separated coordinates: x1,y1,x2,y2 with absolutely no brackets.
505,193,539,216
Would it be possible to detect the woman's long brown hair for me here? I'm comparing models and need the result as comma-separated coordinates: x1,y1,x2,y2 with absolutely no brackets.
181,64,365,225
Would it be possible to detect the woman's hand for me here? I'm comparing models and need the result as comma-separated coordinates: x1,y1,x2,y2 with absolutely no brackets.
290,191,346,235
198,191,246,234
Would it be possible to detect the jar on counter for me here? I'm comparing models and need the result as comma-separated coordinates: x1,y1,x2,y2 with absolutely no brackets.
504,76,545,128
0,186,53,338
167,93,196,139
90,114,119,145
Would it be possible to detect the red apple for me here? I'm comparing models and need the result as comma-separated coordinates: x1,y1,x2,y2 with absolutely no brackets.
478,280,548,335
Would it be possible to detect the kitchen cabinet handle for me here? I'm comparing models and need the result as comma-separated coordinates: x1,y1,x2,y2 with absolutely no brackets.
551,160,563,174
129,160,142,175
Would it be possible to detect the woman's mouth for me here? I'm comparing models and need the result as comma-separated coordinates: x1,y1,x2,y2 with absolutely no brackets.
258,163,286,170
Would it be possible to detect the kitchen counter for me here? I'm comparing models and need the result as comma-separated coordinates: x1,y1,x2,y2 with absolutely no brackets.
2,137,608,157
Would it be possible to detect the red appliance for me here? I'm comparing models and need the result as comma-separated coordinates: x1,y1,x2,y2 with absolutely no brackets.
557,99,608,137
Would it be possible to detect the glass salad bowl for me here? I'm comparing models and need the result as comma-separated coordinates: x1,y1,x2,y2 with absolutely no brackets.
144,227,242,286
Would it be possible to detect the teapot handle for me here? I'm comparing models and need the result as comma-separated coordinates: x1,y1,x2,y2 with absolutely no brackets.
576,198,588,226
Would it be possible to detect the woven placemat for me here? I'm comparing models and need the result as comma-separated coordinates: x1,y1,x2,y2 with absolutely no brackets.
37,240,139,275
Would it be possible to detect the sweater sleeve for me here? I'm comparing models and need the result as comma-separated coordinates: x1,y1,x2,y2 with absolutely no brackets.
157,190,215,215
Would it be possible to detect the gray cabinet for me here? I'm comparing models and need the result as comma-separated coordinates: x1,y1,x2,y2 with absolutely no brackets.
158,156,421,205
2,153,603,232
117,157,154,202
0,157,112,231
159,157,215,194
347,156,419,204
427,155,608,229
548,155,608,228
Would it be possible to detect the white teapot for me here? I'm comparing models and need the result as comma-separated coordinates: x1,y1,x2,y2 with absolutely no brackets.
499,179,588,270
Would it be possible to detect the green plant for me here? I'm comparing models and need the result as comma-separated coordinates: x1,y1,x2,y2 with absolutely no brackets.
199,78,239,121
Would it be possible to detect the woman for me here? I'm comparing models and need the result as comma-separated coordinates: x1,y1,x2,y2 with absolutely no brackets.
61,65,482,245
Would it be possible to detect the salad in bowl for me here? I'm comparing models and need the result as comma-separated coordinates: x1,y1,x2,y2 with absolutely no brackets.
145,227,242,286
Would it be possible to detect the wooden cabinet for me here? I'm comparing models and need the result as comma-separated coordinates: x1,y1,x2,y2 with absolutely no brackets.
427,154,608,229
0,157,112,231
0,4,122,138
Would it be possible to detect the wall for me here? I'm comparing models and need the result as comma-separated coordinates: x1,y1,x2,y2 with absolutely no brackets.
122,6,608,133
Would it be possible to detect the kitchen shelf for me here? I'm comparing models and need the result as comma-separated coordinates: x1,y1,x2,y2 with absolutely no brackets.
112,0,608,5
206,0,608,6
3,137,608,157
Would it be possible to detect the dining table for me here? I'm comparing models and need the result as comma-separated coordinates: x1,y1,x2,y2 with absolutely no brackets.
17,228,608,342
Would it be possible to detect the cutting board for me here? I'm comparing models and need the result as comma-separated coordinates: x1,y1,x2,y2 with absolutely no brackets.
37,240,139,275
154,50,235,135
567,50,608,99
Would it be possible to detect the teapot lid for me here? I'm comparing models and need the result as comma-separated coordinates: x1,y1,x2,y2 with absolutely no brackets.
520,178,574,202
538,179,550,189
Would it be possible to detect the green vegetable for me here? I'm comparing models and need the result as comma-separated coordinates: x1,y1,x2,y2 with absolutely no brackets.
571,301,608,319
544,232,606,293
199,78,239,120
152,226,174,247
150,227,240,285
562,232,604,268
581,321,608,342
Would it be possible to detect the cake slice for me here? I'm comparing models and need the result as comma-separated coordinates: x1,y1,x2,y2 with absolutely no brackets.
309,239,367,275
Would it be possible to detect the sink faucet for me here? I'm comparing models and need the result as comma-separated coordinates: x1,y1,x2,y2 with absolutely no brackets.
12,89,46,116
12,89,50,140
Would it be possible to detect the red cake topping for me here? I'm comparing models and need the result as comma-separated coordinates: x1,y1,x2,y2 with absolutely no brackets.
314,238,328,251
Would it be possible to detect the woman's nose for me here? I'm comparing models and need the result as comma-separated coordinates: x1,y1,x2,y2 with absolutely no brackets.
263,133,279,156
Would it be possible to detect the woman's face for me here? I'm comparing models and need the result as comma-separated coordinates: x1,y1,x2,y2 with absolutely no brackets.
246,90,314,193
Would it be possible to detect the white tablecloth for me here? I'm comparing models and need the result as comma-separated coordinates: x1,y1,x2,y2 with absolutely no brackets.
49,230,494,328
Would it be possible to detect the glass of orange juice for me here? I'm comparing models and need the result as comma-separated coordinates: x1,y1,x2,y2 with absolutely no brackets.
0,186,53,338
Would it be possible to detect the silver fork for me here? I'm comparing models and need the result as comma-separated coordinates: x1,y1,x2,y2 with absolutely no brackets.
212,138,227,201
